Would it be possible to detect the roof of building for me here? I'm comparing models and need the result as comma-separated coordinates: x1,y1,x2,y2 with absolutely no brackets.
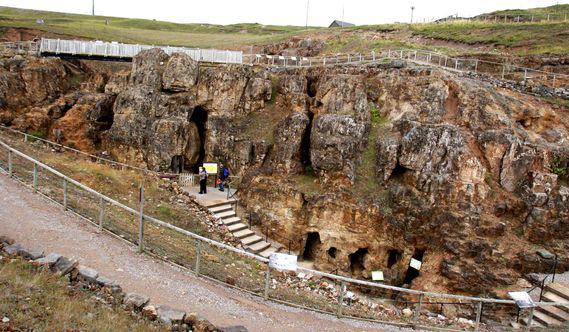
329,20,355,28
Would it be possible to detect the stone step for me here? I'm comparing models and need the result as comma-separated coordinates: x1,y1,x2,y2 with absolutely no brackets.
241,235,263,246
227,223,247,233
522,316,544,328
233,229,255,239
214,210,236,220
205,199,236,208
537,304,569,322
545,283,569,302
222,217,242,226
247,241,271,254
532,310,564,327
209,204,233,214
259,247,277,258
543,293,569,314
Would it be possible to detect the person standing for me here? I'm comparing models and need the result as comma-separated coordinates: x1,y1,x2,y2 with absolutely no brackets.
198,166,208,194
218,163,229,192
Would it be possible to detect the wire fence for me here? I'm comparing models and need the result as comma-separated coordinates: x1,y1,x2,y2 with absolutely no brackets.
439,12,569,24
2,139,567,331
246,49,569,90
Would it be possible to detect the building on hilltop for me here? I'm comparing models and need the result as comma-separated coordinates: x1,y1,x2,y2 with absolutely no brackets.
329,20,355,28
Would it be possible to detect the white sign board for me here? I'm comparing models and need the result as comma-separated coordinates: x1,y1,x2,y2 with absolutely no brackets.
203,163,218,175
269,253,298,272
409,258,422,270
372,270,384,281
508,291,536,308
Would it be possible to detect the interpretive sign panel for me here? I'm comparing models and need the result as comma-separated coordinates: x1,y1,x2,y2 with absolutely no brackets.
508,291,536,308
269,253,298,271
203,163,218,175
410,258,422,270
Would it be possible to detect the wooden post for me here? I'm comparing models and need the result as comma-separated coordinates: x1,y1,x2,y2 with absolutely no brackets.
414,294,424,323
33,163,38,192
195,241,201,275
474,60,479,73
475,301,483,331
7,150,12,176
138,186,145,253
98,196,105,231
264,267,271,300
337,282,346,318
63,179,68,210
502,65,506,80
525,307,534,332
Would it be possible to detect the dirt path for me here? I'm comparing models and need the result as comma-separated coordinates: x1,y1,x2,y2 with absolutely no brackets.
0,174,409,332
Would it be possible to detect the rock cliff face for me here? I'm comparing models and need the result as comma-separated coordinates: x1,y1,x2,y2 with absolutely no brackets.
1,49,568,297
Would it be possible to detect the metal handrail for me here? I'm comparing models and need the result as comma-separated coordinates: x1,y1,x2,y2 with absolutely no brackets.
5,139,569,310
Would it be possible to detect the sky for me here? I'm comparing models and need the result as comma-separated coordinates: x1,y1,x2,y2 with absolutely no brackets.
0,0,566,26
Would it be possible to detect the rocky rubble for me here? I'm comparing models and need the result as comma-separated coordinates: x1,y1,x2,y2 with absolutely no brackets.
0,235,246,332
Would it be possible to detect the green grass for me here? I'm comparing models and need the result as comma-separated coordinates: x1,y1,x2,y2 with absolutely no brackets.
0,6,321,49
0,258,165,331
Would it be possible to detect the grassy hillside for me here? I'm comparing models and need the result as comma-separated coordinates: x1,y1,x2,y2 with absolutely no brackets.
0,258,166,331
0,5,567,55
489,4,569,16
0,6,318,49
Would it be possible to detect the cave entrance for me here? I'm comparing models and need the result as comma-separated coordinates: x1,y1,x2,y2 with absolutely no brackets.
300,111,314,172
403,248,425,285
189,106,208,173
307,76,318,98
387,249,402,268
171,155,185,174
349,248,369,276
327,247,338,259
302,232,321,261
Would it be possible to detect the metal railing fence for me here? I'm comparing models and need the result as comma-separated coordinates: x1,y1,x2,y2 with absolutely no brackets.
38,38,243,64
0,41,38,54
246,49,569,90
2,139,567,330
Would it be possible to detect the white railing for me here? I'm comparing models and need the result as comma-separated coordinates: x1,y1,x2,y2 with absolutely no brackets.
39,38,243,64
1,138,566,330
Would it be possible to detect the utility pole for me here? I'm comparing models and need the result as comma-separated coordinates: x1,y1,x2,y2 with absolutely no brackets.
92,0,95,16
410,6,415,24
305,0,309,28
342,4,345,27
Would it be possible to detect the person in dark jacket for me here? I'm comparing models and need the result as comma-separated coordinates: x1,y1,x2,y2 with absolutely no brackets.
198,167,208,194
218,163,229,192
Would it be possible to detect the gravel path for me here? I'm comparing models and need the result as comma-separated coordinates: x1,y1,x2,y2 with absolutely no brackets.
0,174,410,332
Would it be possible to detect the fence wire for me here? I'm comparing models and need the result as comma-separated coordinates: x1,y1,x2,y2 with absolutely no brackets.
2,139,566,331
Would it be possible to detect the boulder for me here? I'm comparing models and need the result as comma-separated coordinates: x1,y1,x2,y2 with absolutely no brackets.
142,305,158,320
124,293,150,311
0,236,14,245
77,267,99,283
51,256,78,276
3,244,22,256
96,276,118,288
402,308,413,317
162,53,199,91
193,318,218,332
34,253,62,267
155,305,186,325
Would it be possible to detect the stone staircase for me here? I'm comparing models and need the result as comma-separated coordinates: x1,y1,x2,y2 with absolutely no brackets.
206,200,277,258
523,283,569,329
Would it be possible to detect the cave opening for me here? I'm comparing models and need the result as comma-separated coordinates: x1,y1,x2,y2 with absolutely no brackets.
307,76,318,98
348,248,369,276
189,106,208,173
170,155,185,174
390,161,409,180
403,248,425,285
302,232,322,261
327,247,338,259
300,111,314,172
387,249,402,268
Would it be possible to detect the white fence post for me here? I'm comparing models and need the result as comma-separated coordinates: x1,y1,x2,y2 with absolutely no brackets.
337,281,346,318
